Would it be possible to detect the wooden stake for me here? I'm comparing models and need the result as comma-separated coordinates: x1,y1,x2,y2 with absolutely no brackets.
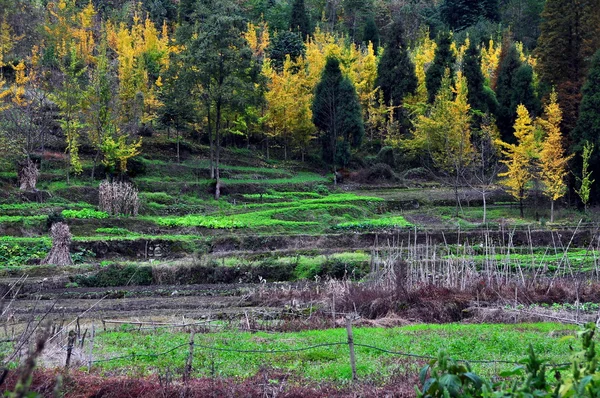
184,329,195,382
87,324,95,373
345,315,357,381
65,330,76,369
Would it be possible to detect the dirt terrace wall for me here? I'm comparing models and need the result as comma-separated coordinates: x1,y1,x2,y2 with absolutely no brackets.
72,227,599,259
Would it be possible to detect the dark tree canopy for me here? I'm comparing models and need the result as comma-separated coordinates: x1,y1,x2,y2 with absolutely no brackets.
439,0,500,31
375,19,417,113
290,0,311,39
425,31,455,103
312,57,364,167
535,0,600,132
463,41,496,114
362,15,380,53
572,49,600,201
267,30,306,70
494,43,530,141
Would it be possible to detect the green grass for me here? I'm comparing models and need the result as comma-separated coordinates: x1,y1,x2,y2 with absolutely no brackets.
149,194,381,230
334,215,413,230
92,323,578,381
0,215,46,223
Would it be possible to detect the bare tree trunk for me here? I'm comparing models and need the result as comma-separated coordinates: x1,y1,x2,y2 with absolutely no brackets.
551,199,555,223
91,148,101,182
207,104,214,180
176,128,180,164
214,101,222,200
482,192,487,224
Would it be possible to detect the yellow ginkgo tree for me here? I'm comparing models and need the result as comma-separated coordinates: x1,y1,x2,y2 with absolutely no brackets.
537,91,573,222
263,55,316,160
496,104,538,218
410,70,473,215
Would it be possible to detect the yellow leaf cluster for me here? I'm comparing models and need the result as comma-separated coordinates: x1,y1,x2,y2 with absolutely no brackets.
411,70,473,173
481,39,501,84
106,14,171,127
0,16,17,69
45,0,97,64
11,61,30,107
244,22,270,59
405,29,436,112
263,56,315,149
346,42,378,120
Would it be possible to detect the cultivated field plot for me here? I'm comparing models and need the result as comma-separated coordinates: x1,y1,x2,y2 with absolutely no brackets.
2,150,600,395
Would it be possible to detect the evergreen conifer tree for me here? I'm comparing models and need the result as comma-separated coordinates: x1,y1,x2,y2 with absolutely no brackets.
426,31,455,103
572,49,600,202
375,19,417,121
312,57,364,167
463,41,497,114
290,0,311,39
440,0,499,31
362,15,379,53
536,0,600,132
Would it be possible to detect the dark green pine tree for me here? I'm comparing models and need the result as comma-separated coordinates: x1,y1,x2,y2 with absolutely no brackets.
312,57,364,167
510,64,540,118
178,0,196,24
494,43,522,141
535,0,600,132
572,49,600,201
362,15,379,53
439,0,499,31
290,0,311,39
463,41,497,114
375,19,417,119
426,31,455,103
267,30,306,70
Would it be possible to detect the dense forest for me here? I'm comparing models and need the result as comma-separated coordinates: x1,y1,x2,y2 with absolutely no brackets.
1,0,600,218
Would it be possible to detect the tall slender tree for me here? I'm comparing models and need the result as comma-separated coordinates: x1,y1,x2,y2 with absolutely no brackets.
496,104,537,217
425,31,455,103
362,15,379,53
538,91,572,222
440,0,500,31
290,0,311,39
572,49,600,202
412,70,473,215
495,43,538,142
312,57,364,169
177,0,257,199
535,0,600,132
375,19,417,123
463,41,497,114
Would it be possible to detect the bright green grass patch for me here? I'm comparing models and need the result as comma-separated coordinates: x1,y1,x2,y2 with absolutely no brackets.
334,215,413,230
92,323,577,381
0,215,46,223
62,209,109,219
151,202,362,228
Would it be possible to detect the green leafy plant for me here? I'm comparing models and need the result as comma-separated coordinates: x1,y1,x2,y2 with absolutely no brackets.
62,208,109,219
